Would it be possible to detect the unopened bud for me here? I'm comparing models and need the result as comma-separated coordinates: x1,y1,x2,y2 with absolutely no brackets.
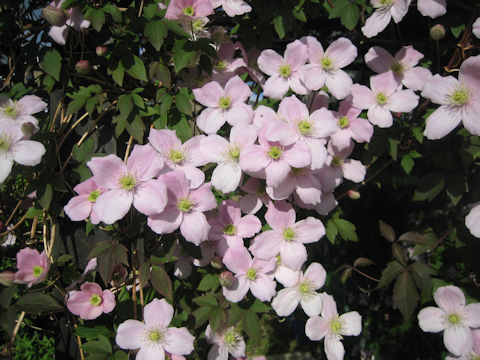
75,60,91,75
219,271,234,287
95,46,108,56
110,264,127,287
210,255,223,269
347,190,361,200
0,271,15,286
430,24,446,40
21,122,35,137
42,6,67,27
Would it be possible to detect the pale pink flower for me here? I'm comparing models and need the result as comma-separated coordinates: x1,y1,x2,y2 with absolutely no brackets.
205,323,246,360
445,329,480,360
14,248,50,287
208,200,261,256
257,40,309,99
238,177,269,215
116,298,195,360
300,37,357,99
210,0,251,17
47,0,90,45
330,97,374,150
320,142,366,186
66,282,115,320
422,55,480,139
272,262,326,317
165,0,214,19
222,246,276,302
250,201,325,270
0,123,46,183
418,285,480,356
305,293,362,360
474,18,480,39
351,71,419,128
0,95,46,132
307,90,330,112
147,170,217,245
87,145,167,224
211,42,247,85
64,177,103,224
465,203,480,238
365,46,432,91
148,129,207,189
252,105,278,130
193,76,253,134
361,0,412,38
417,0,446,18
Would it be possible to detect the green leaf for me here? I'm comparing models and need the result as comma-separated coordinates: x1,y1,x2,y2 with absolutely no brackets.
353,257,375,267
193,306,211,328
388,138,398,161
340,4,359,30
145,20,167,51
126,115,145,142
250,299,270,313
109,62,124,87
413,232,438,256
451,23,465,38
150,265,173,300
332,219,358,241
173,39,196,73
193,294,218,308
273,15,286,39
112,351,129,360
40,49,62,81
169,116,192,142
37,183,53,209
392,243,407,266
76,325,111,340
81,335,112,355
103,4,122,22
400,155,414,174
25,206,43,218
122,55,148,82
377,260,404,288
209,307,227,333
410,262,433,300
398,232,430,245
85,8,105,32
72,138,94,163
175,93,192,116
328,0,349,19
118,95,134,117
413,172,445,202
379,220,395,242
197,273,219,292
326,219,338,244
393,271,419,320
242,310,261,343
56,254,73,264
15,293,64,313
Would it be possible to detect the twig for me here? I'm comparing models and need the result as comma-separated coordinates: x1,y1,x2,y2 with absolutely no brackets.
353,267,380,283
138,0,145,17
0,214,27,236
74,323,86,360
5,200,22,227
124,136,134,162
11,311,26,343
57,112,89,152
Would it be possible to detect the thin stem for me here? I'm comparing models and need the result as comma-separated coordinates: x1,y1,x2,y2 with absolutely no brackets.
5,200,22,227
124,136,134,162
353,267,380,282
0,214,27,237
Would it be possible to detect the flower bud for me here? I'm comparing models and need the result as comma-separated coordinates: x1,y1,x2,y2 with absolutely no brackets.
0,271,15,286
75,60,91,75
347,190,361,200
95,46,108,56
430,24,446,40
219,271,234,287
210,255,223,269
21,122,35,137
42,6,67,27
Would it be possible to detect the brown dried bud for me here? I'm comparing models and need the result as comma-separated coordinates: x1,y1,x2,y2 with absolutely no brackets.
42,6,67,27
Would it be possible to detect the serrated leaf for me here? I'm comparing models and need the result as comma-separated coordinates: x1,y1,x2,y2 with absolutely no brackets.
193,294,218,308
250,299,270,313
145,20,167,51
81,335,112,355
326,220,338,244
76,325,111,340
118,95,133,117
193,306,211,328
150,265,173,300
173,40,196,73
67,96,87,115
353,257,375,267
37,183,53,209
85,8,105,32
122,55,148,82
15,293,64,313
410,262,433,300
197,274,219,292
40,49,62,81
401,155,414,174
209,307,227,333
175,93,192,116
379,220,395,242
72,137,94,163
377,260,404,288
242,310,261,342
126,115,145,142
393,271,419,320
332,219,358,241
398,232,430,245
392,243,407,266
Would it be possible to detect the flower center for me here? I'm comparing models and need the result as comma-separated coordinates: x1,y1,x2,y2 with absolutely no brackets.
148,329,164,343
246,268,257,280
448,313,461,325
338,116,349,129
228,146,240,161
375,0,394,7
218,96,231,109
298,120,312,135
299,281,311,294
282,227,296,241
331,317,342,334
4,104,18,118
291,167,304,176
192,19,205,32
390,63,403,75
275,254,282,266
32,265,44,278
89,294,102,306
450,88,469,106
0,136,10,151
119,174,137,190
268,145,283,160
88,190,100,202
376,92,388,105
278,64,291,78
321,57,333,70
169,149,185,164
182,6,195,16
331,155,343,167
223,224,237,235
178,198,193,213
224,328,239,347
215,60,227,70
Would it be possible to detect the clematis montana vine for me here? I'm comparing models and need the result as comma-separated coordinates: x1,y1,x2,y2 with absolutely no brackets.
66,282,115,320
205,323,246,360
0,95,46,132
64,177,103,224
165,0,214,20
14,248,50,287
361,0,411,38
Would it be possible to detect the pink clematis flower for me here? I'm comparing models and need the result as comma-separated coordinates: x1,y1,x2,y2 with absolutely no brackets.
418,285,480,356
465,203,480,238
208,200,261,256
474,17,480,39
87,144,167,224
116,298,195,360
149,129,207,189
257,40,309,99
0,123,46,183
64,177,103,224
421,55,480,139
351,71,419,128
300,36,357,99
417,0,446,18
330,97,374,150
205,323,246,360
201,125,257,193
365,46,432,91
320,142,367,186
211,42,247,85
361,0,411,38
0,95,46,132
165,0,214,19
249,201,325,270
305,293,362,360
222,246,277,302
66,282,115,320
210,0,251,17
272,262,327,317
193,76,253,134
47,0,91,45
445,329,480,360
14,248,50,287
238,177,270,215
147,170,217,245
